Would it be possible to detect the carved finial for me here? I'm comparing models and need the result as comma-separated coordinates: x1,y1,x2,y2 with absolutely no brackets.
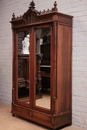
29,0,35,9
54,1,57,8
39,11,41,14
12,13,15,18
12,13,15,20
52,1,58,12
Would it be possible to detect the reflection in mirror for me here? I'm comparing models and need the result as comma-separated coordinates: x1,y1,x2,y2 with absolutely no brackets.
35,27,51,109
17,31,30,104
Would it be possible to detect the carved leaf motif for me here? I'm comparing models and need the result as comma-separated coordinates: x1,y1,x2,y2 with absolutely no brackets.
18,62,23,78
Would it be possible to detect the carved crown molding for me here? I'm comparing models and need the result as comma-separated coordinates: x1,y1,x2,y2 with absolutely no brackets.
11,1,58,25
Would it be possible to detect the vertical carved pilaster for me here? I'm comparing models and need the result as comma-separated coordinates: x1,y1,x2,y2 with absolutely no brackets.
36,54,43,95
53,21,58,99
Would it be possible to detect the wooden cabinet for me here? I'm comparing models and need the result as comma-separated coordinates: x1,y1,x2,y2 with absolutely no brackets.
10,1,73,129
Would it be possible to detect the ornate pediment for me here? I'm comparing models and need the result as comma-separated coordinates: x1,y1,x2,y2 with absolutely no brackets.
22,10,39,24
11,1,58,26
11,1,39,24
22,1,39,23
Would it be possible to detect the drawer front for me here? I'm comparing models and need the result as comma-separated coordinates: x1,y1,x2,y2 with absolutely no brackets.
12,104,53,128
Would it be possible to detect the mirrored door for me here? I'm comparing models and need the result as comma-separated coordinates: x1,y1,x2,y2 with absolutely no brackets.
35,27,51,109
17,31,30,105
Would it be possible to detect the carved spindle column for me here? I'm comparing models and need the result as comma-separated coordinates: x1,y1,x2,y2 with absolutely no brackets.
36,54,43,95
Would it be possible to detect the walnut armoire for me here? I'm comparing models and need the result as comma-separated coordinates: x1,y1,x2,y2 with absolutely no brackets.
10,1,73,129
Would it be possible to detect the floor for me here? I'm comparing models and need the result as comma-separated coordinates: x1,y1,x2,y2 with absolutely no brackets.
0,102,84,130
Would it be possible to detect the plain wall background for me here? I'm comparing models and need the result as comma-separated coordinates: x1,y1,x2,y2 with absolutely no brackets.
0,0,87,129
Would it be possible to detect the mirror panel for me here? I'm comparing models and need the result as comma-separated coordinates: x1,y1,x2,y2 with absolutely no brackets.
35,27,51,109
17,31,30,104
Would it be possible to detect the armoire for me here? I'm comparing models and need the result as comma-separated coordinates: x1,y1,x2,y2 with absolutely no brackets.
10,1,73,129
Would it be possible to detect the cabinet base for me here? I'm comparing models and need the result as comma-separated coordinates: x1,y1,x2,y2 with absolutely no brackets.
11,104,72,129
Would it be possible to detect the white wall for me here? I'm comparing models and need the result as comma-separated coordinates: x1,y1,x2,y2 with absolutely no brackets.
0,0,12,103
0,0,87,129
